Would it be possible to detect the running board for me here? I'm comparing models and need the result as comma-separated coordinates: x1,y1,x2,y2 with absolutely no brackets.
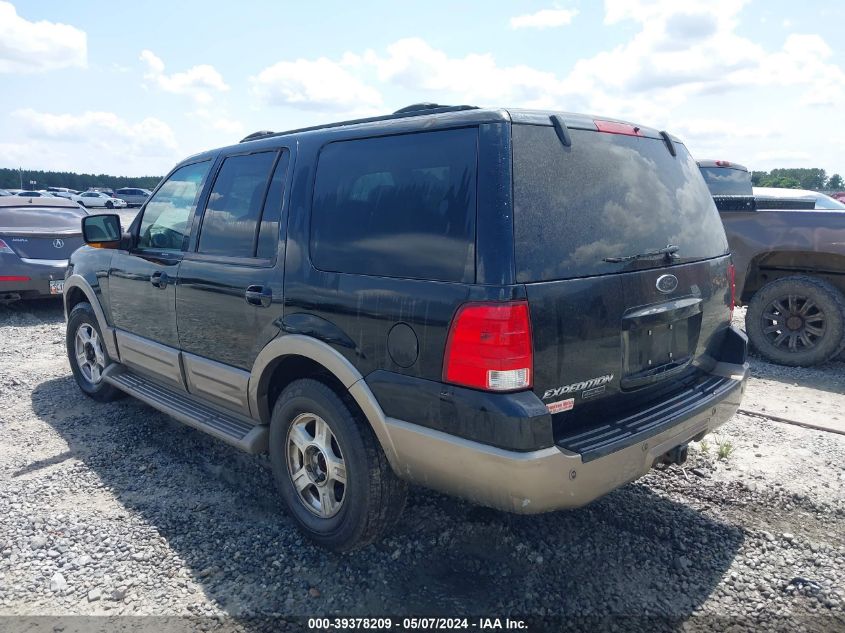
103,366,268,454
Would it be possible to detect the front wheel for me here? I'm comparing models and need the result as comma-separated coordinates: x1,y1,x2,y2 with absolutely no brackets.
105,201,114,209
66,302,124,402
269,379,407,551
746,275,845,366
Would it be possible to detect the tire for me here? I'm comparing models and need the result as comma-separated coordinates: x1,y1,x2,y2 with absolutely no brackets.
66,302,125,402
105,201,114,209
269,379,407,551
746,275,845,367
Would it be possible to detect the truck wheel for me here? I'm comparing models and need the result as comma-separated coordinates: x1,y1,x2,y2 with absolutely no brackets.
66,302,125,402
746,275,845,366
269,379,407,551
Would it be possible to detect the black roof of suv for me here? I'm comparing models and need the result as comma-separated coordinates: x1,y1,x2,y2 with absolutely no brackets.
65,103,749,550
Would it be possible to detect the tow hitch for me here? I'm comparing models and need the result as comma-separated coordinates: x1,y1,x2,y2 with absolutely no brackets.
658,444,689,466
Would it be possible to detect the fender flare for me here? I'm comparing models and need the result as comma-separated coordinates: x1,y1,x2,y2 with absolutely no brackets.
63,274,120,359
248,334,399,468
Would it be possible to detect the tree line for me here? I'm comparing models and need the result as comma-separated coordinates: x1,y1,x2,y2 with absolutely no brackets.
4,165,843,195
751,168,844,191
0,168,161,191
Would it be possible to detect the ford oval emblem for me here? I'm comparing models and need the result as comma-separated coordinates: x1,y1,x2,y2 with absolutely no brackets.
656,274,678,294
52,239,64,249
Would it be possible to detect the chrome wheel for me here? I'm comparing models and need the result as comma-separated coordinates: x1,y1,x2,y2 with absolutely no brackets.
74,324,106,384
761,294,826,352
286,413,347,518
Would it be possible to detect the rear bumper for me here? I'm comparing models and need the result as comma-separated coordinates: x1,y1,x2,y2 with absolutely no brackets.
0,258,67,299
383,360,748,514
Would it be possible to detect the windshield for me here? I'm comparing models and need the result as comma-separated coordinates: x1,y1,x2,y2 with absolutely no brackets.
815,193,845,210
513,125,729,282
698,166,753,196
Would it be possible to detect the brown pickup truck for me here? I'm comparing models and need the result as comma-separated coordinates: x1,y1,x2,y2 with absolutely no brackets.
698,160,845,366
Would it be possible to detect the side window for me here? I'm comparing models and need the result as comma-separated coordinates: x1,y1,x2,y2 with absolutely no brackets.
256,150,290,259
197,151,277,258
311,128,478,282
137,160,210,251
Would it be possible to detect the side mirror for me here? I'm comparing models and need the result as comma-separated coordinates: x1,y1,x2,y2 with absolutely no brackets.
82,214,122,249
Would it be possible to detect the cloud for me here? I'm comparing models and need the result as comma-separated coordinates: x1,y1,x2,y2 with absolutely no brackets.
140,49,229,104
510,8,578,29
363,38,566,107
192,108,245,137
6,109,180,175
0,1,86,73
251,57,383,113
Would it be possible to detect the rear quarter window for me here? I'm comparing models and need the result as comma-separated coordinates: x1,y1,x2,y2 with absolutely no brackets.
310,127,478,283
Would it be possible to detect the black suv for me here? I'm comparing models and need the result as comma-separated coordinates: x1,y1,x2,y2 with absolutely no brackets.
65,104,749,550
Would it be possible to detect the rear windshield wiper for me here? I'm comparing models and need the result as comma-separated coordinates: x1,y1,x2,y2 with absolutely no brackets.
603,244,680,264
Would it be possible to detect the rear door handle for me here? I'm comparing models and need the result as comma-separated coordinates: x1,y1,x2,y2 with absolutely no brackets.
245,285,272,307
150,271,168,288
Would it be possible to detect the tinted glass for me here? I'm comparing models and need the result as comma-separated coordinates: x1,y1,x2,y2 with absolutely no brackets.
699,166,753,196
513,125,728,282
311,128,477,282
256,150,290,259
815,194,845,210
198,151,277,257
138,160,210,251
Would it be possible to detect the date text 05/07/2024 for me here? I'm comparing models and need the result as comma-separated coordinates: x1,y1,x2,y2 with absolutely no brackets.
307,617,528,630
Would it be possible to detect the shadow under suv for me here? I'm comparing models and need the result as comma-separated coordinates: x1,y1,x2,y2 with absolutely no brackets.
64,104,749,550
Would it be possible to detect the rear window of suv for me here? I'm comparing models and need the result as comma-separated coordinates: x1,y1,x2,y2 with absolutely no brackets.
513,125,728,282
699,166,753,196
311,127,477,283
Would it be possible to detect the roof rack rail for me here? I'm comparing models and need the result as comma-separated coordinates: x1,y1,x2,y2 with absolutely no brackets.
238,104,478,143
239,130,276,143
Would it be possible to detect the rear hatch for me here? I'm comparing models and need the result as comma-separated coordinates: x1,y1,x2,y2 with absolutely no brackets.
512,121,734,453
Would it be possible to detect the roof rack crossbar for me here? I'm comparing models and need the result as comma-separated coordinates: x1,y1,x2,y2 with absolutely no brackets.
239,104,479,143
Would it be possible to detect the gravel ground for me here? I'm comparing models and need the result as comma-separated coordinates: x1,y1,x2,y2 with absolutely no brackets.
0,300,843,632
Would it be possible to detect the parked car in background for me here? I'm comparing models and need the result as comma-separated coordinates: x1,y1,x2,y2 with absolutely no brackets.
65,104,748,550
50,190,86,206
831,192,845,203
0,196,86,302
16,190,57,198
699,161,845,367
78,191,127,209
753,187,845,211
47,187,79,195
114,187,151,207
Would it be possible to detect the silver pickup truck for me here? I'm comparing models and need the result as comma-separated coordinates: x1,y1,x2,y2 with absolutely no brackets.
699,160,845,366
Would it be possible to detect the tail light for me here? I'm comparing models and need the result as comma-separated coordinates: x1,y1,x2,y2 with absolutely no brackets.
443,301,533,392
728,263,737,319
0,276,30,281
0,239,16,255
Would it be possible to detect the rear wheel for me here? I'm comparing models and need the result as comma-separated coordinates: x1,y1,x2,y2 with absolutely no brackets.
269,379,407,551
746,275,845,366
66,302,124,402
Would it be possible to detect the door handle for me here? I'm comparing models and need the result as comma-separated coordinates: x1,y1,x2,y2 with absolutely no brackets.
150,271,168,289
245,285,272,307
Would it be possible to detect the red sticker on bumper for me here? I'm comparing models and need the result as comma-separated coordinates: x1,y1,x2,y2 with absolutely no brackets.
547,398,575,414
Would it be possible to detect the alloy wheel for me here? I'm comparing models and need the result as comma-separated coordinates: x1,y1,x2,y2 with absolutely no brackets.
74,324,106,383
286,413,347,518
